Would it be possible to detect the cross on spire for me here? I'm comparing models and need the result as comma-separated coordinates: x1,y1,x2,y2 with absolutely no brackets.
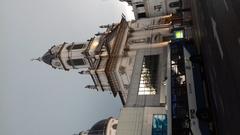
31,57,42,62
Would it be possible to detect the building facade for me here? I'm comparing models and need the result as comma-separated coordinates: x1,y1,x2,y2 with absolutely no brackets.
120,0,181,19
116,107,168,135
38,14,175,105
37,0,211,134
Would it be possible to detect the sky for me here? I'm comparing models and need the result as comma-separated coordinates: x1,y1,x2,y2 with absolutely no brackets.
0,0,134,135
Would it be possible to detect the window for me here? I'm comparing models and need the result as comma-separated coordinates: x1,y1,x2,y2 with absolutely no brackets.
136,4,144,8
154,5,162,11
162,36,172,42
153,34,162,43
67,59,85,66
54,61,61,67
169,1,181,8
152,114,167,135
158,17,172,24
138,55,159,95
138,13,146,19
66,44,85,50
50,46,61,54
153,35,172,43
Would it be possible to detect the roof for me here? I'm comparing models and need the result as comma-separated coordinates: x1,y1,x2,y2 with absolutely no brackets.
87,117,111,135
42,49,55,65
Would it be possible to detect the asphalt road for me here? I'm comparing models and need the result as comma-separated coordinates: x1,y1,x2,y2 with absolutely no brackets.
191,0,240,134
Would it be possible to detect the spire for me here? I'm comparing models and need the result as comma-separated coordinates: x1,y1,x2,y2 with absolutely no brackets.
31,57,42,62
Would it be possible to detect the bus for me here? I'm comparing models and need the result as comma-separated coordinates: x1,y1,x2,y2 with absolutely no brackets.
169,29,212,135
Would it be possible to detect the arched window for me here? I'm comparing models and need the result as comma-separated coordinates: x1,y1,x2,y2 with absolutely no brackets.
136,4,144,8
169,1,181,8
66,44,85,50
154,34,162,43
138,12,146,19
54,61,61,67
154,5,162,11
153,34,172,43
67,59,85,66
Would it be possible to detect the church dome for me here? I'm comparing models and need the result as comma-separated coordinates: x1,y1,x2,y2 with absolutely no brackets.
78,117,118,135
88,118,110,135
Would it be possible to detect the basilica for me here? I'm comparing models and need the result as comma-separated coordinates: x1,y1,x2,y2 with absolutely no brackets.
36,0,210,134
38,13,175,105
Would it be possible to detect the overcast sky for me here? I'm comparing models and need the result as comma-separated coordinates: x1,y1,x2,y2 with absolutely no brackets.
0,0,134,135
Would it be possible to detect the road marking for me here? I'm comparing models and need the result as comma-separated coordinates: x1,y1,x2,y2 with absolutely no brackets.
210,84,221,113
211,18,224,59
218,95,225,114
223,0,229,11
212,67,217,78
212,94,220,112
212,86,225,114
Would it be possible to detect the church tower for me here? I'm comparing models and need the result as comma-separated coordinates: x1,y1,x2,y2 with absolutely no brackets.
36,15,175,105
39,42,90,70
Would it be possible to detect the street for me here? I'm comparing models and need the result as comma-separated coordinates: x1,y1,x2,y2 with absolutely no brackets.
191,0,240,134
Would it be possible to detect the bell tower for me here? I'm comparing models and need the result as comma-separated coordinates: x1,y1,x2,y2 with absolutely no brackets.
35,17,132,105
37,42,90,71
